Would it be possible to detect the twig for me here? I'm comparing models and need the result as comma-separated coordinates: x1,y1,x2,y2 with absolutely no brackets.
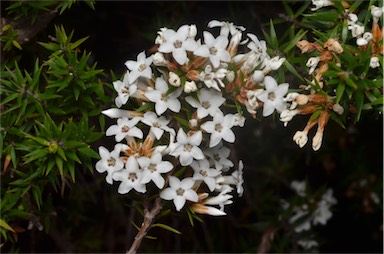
126,196,163,254
257,226,278,254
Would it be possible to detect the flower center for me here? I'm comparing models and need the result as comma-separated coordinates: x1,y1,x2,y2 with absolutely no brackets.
184,144,193,152
121,125,130,132
204,73,212,81
148,163,157,172
138,63,146,72
176,187,185,196
153,121,161,128
121,87,129,94
199,169,208,177
107,158,116,167
209,47,218,55
174,40,183,48
161,94,168,102
215,123,223,132
213,154,220,161
128,172,138,182
202,101,211,109
268,92,276,101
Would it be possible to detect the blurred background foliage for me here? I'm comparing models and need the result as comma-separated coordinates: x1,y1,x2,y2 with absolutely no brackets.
0,1,382,253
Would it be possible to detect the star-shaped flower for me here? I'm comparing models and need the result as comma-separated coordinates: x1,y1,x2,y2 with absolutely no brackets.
106,117,143,142
96,144,126,184
185,88,225,119
158,25,199,65
112,156,146,194
199,65,227,91
145,77,182,115
160,176,198,211
200,111,235,147
113,71,137,108
125,51,153,84
194,31,231,68
170,128,204,166
141,111,175,140
190,158,221,191
257,76,289,117
137,152,173,189
204,142,234,171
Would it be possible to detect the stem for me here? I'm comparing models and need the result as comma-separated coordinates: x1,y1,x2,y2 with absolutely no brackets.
126,197,163,254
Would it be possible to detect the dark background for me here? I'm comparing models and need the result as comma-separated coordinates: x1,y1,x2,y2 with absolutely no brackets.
4,1,383,253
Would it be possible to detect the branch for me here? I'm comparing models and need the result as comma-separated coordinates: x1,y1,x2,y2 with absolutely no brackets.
126,196,163,254
1,9,58,45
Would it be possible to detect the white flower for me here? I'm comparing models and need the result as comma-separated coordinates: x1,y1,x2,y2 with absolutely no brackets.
251,70,265,84
201,111,236,147
208,20,245,36
371,5,383,22
204,143,234,171
141,111,175,140
194,31,231,68
263,56,286,71
188,24,197,38
257,76,289,117
356,32,373,46
349,23,364,38
158,25,199,65
291,180,306,197
96,144,126,184
199,65,227,91
160,176,198,211
153,52,168,66
112,156,146,194
233,113,245,127
247,33,267,61
311,0,334,11
170,128,204,166
184,80,198,93
306,56,320,75
293,130,308,148
347,12,358,26
145,76,182,115
232,160,244,197
102,108,142,119
113,71,137,108
370,56,380,69
168,72,181,87
280,109,299,126
191,159,220,191
298,239,319,249
312,131,323,151
313,189,337,225
106,117,143,142
137,153,173,189
185,88,225,119
124,51,153,84
289,206,311,233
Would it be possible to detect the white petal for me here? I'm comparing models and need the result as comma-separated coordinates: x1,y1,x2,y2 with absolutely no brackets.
118,181,133,194
106,125,119,136
194,45,210,58
189,131,202,145
173,48,187,65
201,121,215,133
274,83,289,97
264,76,277,91
209,133,223,148
262,101,275,117
174,195,186,211
160,188,176,200
183,189,198,202
222,129,235,143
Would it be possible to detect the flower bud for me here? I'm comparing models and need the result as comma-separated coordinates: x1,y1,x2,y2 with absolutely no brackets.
370,5,383,23
168,72,181,87
226,71,235,83
332,103,344,115
370,56,380,69
251,70,264,83
293,131,308,148
184,80,198,93
349,24,364,38
153,52,168,66
233,113,245,127
188,24,197,38
324,38,343,54
306,57,320,75
312,131,323,151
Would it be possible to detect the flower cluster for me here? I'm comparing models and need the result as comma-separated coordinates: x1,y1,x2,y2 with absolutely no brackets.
96,20,288,215
281,180,337,251
280,1,383,151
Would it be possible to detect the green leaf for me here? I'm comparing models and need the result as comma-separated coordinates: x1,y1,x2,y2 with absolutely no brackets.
70,36,89,50
355,91,364,122
151,223,181,235
335,82,345,104
78,147,100,159
0,219,15,232
12,40,22,50
55,156,64,176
